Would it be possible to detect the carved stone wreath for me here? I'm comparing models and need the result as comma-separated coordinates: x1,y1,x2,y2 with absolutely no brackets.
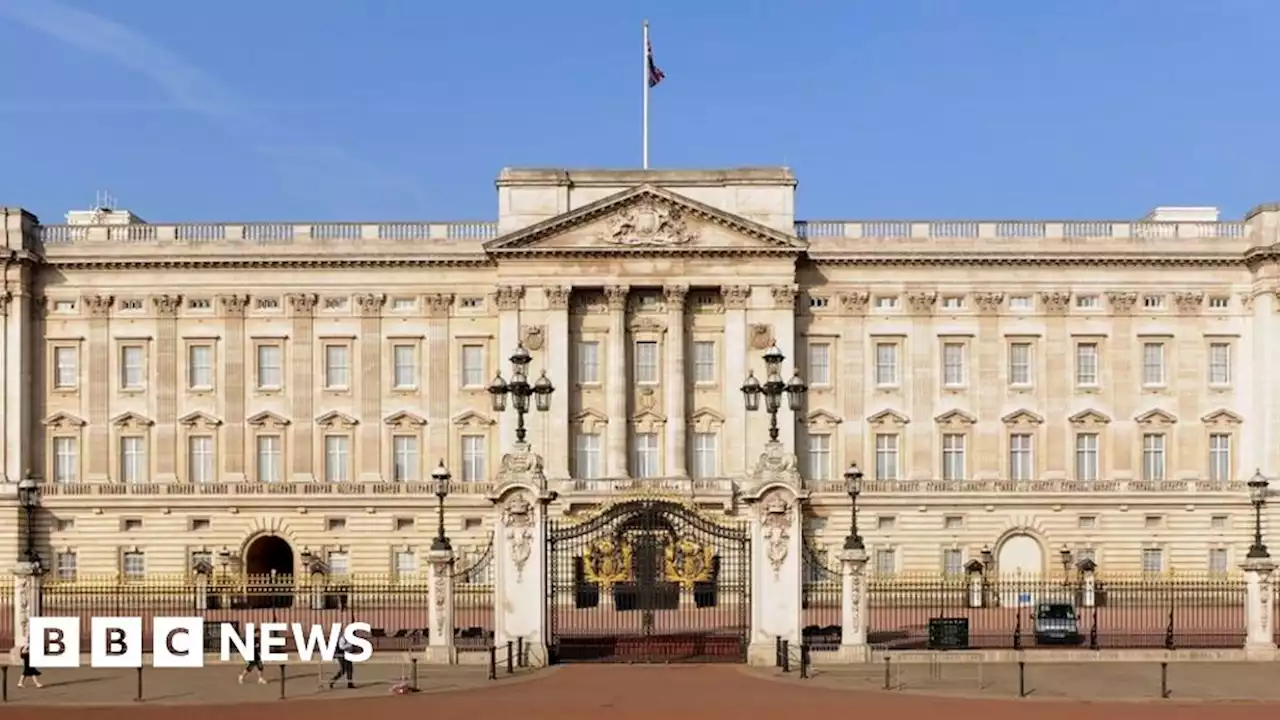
760,491,793,577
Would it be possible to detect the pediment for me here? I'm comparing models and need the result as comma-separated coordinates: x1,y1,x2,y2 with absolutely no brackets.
934,409,977,426
1134,408,1177,426
691,407,726,423
1068,409,1111,426
483,185,806,256
178,411,222,429
384,410,427,428
43,412,86,429
247,410,290,428
316,410,359,429
1002,409,1044,426
452,410,495,427
111,411,153,428
572,408,609,433
1201,408,1243,426
806,409,843,427
632,408,667,423
866,409,910,427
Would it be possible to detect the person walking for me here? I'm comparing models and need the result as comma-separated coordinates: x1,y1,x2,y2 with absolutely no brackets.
238,633,267,685
327,635,355,689
17,644,43,689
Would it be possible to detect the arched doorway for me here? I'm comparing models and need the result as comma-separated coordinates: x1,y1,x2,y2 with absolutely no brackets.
244,535,295,609
996,533,1044,607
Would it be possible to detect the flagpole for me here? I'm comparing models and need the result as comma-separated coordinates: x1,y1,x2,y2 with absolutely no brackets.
642,20,650,170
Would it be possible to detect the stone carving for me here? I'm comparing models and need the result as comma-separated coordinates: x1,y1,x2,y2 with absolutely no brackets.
355,293,387,317
751,441,800,486
771,285,798,310
0,292,10,316
545,286,572,310
906,292,937,314
603,286,630,311
973,292,1004,313
1261,570,1273,635
152,294,183,317
1239,292,1256,312
638,387,658,411
629,316,666,334
1173,291,1204,315
218,294,250,317
748,323,774,350
663,284,689,308
432,560,448,637
520,325,546,351
501,492,535,582
761,491,793,577
1107,291,1138,314
287,293,318,316
83,295,115,318
423,293,454,317
498,444,546,484
597,197,698,246
1040,291,1071,314
838,291,870,315
493,285,524,311
720,285,751,310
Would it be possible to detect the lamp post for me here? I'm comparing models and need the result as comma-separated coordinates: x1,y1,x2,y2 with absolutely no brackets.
740,345,807,443
843,463,864,551
488,344,555,445
980,545,994,576
1248,470,1270,559
17,473,41,568
431,460,452,552
1059,545,1073,587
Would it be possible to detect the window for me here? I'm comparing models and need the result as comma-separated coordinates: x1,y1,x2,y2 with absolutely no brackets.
1208,343,1231,385
943,548,963,576
806,434,832,481
1008,295,1032,311
1075,433,1099,482
1009,433,1033,481
877,516,896,531
1211,515,1228,530
875,549,897,576
122,551,146,580
257,344,283,390
395,518,414,531
692,432,718,478
1144,515,1163,529
392,435,419,482
1075,343,1098,386
874,434,899,481
326,518,346,531
874,343,899,386
1075,295,1100,309
327,551,350,576
188,436,214,484
392,344,417,389
256,435,282,483
874,296,898,310
1142,433,1166,482
394,551,418,578
462,435,486,482
633,432,660,478
941,433,966,481
120,436,146,483
52,437,78,483
575,432,602,478
323,435,351,482
941,296,964,310
1143,294,1166,310
808,342,831,386
1008,342,1032,386
943,516,964,530
1209,548,1229,574
1141,343,1165,386
1209,433,1231,482
1141,548,1164,573
461,344,485,387
1208,296,1230,309
942,343,966,387
392,297,416,311
120,345,145,389
576,341,600,384
1078,516,1097,529
634,341,659,384
324,344,350,389
188,344,214,389
53,346,78,389
55,551,77,581
692,341,716,384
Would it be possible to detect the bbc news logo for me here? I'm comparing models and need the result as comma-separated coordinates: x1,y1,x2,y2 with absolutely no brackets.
29,617,374,668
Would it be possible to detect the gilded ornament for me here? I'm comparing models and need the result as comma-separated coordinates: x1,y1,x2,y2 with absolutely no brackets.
582,537,633,589
663,536,715,589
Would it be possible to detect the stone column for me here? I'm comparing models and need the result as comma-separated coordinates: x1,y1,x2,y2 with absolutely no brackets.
84,295,114,482
287,293,318,482
425,548,456,664
1106,292,1137,477
973,292,1003,478
494,286,525,451
769,286,798,451
906,292,936,478
218,295,250,482
1174,293,1205,478
492,480,550,666
837,292,868,473
839,548,870,661
1041,292,1071,478
742,448,804,666
544,287,572,480
357,294,386,482
0,292,10,483
1243,556,1277,656
721,286,750,478
12,561,41,657
153,294,182,483
1080,561,1097,608
194,572,210,611
424,294,454,464
604,286,630,478
664,285,688,477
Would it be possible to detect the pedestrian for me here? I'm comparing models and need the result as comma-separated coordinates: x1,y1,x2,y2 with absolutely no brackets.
17,644,43,689
238,633,267,685
327,635,355,689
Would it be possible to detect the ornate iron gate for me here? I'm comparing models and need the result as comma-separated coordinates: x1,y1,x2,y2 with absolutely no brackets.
546,499,751,663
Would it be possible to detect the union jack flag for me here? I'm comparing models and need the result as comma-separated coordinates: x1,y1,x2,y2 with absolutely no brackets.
647,38,665,88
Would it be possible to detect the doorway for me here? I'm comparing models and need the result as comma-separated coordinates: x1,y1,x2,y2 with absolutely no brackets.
243,535,295,609
996,533,1044,607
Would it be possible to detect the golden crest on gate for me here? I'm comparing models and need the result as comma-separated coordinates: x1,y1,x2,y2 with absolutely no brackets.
582,537,633,589
664,536,716,589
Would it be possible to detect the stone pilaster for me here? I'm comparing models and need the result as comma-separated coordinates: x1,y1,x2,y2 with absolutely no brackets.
424,294,453,466
1042,292,1071,478
769,285,798,451
425,548,456,664
287,293,318,482
837,292,868,470
1243,557,1276,656
494,286,524,451
153,294,182,483
1107,291,1137,477
218,294,250,482
357,293,386,481
1175,292,1204,478
604,286,630,477
544,287,571,480
84,295,114,482
973,292,1004,479
721,286,750,478
664,285,688,477
906,292,936,479
839,548,870,661
0,292,11,483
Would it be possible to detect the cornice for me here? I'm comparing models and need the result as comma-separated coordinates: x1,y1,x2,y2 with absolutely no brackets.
806,253,1241,268
44,257,495,271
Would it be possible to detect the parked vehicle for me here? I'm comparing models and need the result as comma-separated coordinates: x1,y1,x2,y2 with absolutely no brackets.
1033,602,1083,645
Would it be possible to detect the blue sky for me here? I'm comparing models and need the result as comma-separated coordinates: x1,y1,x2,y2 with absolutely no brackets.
0,0,1275,223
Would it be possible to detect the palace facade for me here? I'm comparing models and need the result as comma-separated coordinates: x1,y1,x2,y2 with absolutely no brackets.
0,167,1275,581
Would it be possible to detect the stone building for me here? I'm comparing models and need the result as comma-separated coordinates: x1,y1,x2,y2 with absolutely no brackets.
0,167,1273,582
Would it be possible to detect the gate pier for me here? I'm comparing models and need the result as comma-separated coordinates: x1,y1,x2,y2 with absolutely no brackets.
742,441,807,667
490,443,554,667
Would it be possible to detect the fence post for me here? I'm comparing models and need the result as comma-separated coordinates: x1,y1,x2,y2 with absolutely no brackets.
1012,610,1023,651
279,664,286,701
506,640,514,674
780,639,790,673
1089,608,1099,650
2,665,7,703
799,644,810,679
883,655,891,690
1242,557,1277,654
1160,661,1169,699
411,657,419,690
135,666,144,702
775,636,782,667
517,637,525,668
1017,660,1025,698
487,645,497,680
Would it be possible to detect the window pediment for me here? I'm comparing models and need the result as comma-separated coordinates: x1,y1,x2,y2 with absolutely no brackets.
867,409,910,429
632,408,667,434
1001,409,1044,427
806,409,842,431
1134,408,1177,427
1201,408,1243,427
573,408,609,434
111,411,154,430
384,410,427,430
1068,409,1111,428
178,411,222,430
316,411,359,430
247,410,290,429
43,412,87,431
452,410,495,428
934,409,976,428
689,407,725,433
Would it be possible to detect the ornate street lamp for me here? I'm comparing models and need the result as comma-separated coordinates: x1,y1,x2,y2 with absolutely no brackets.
740,345,807,442
980,544,994,575
1248,470,1270,559
1059,545,1073,587
489,344,555,445
17,473,42,569
843,463,864,551
431,460,452,552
